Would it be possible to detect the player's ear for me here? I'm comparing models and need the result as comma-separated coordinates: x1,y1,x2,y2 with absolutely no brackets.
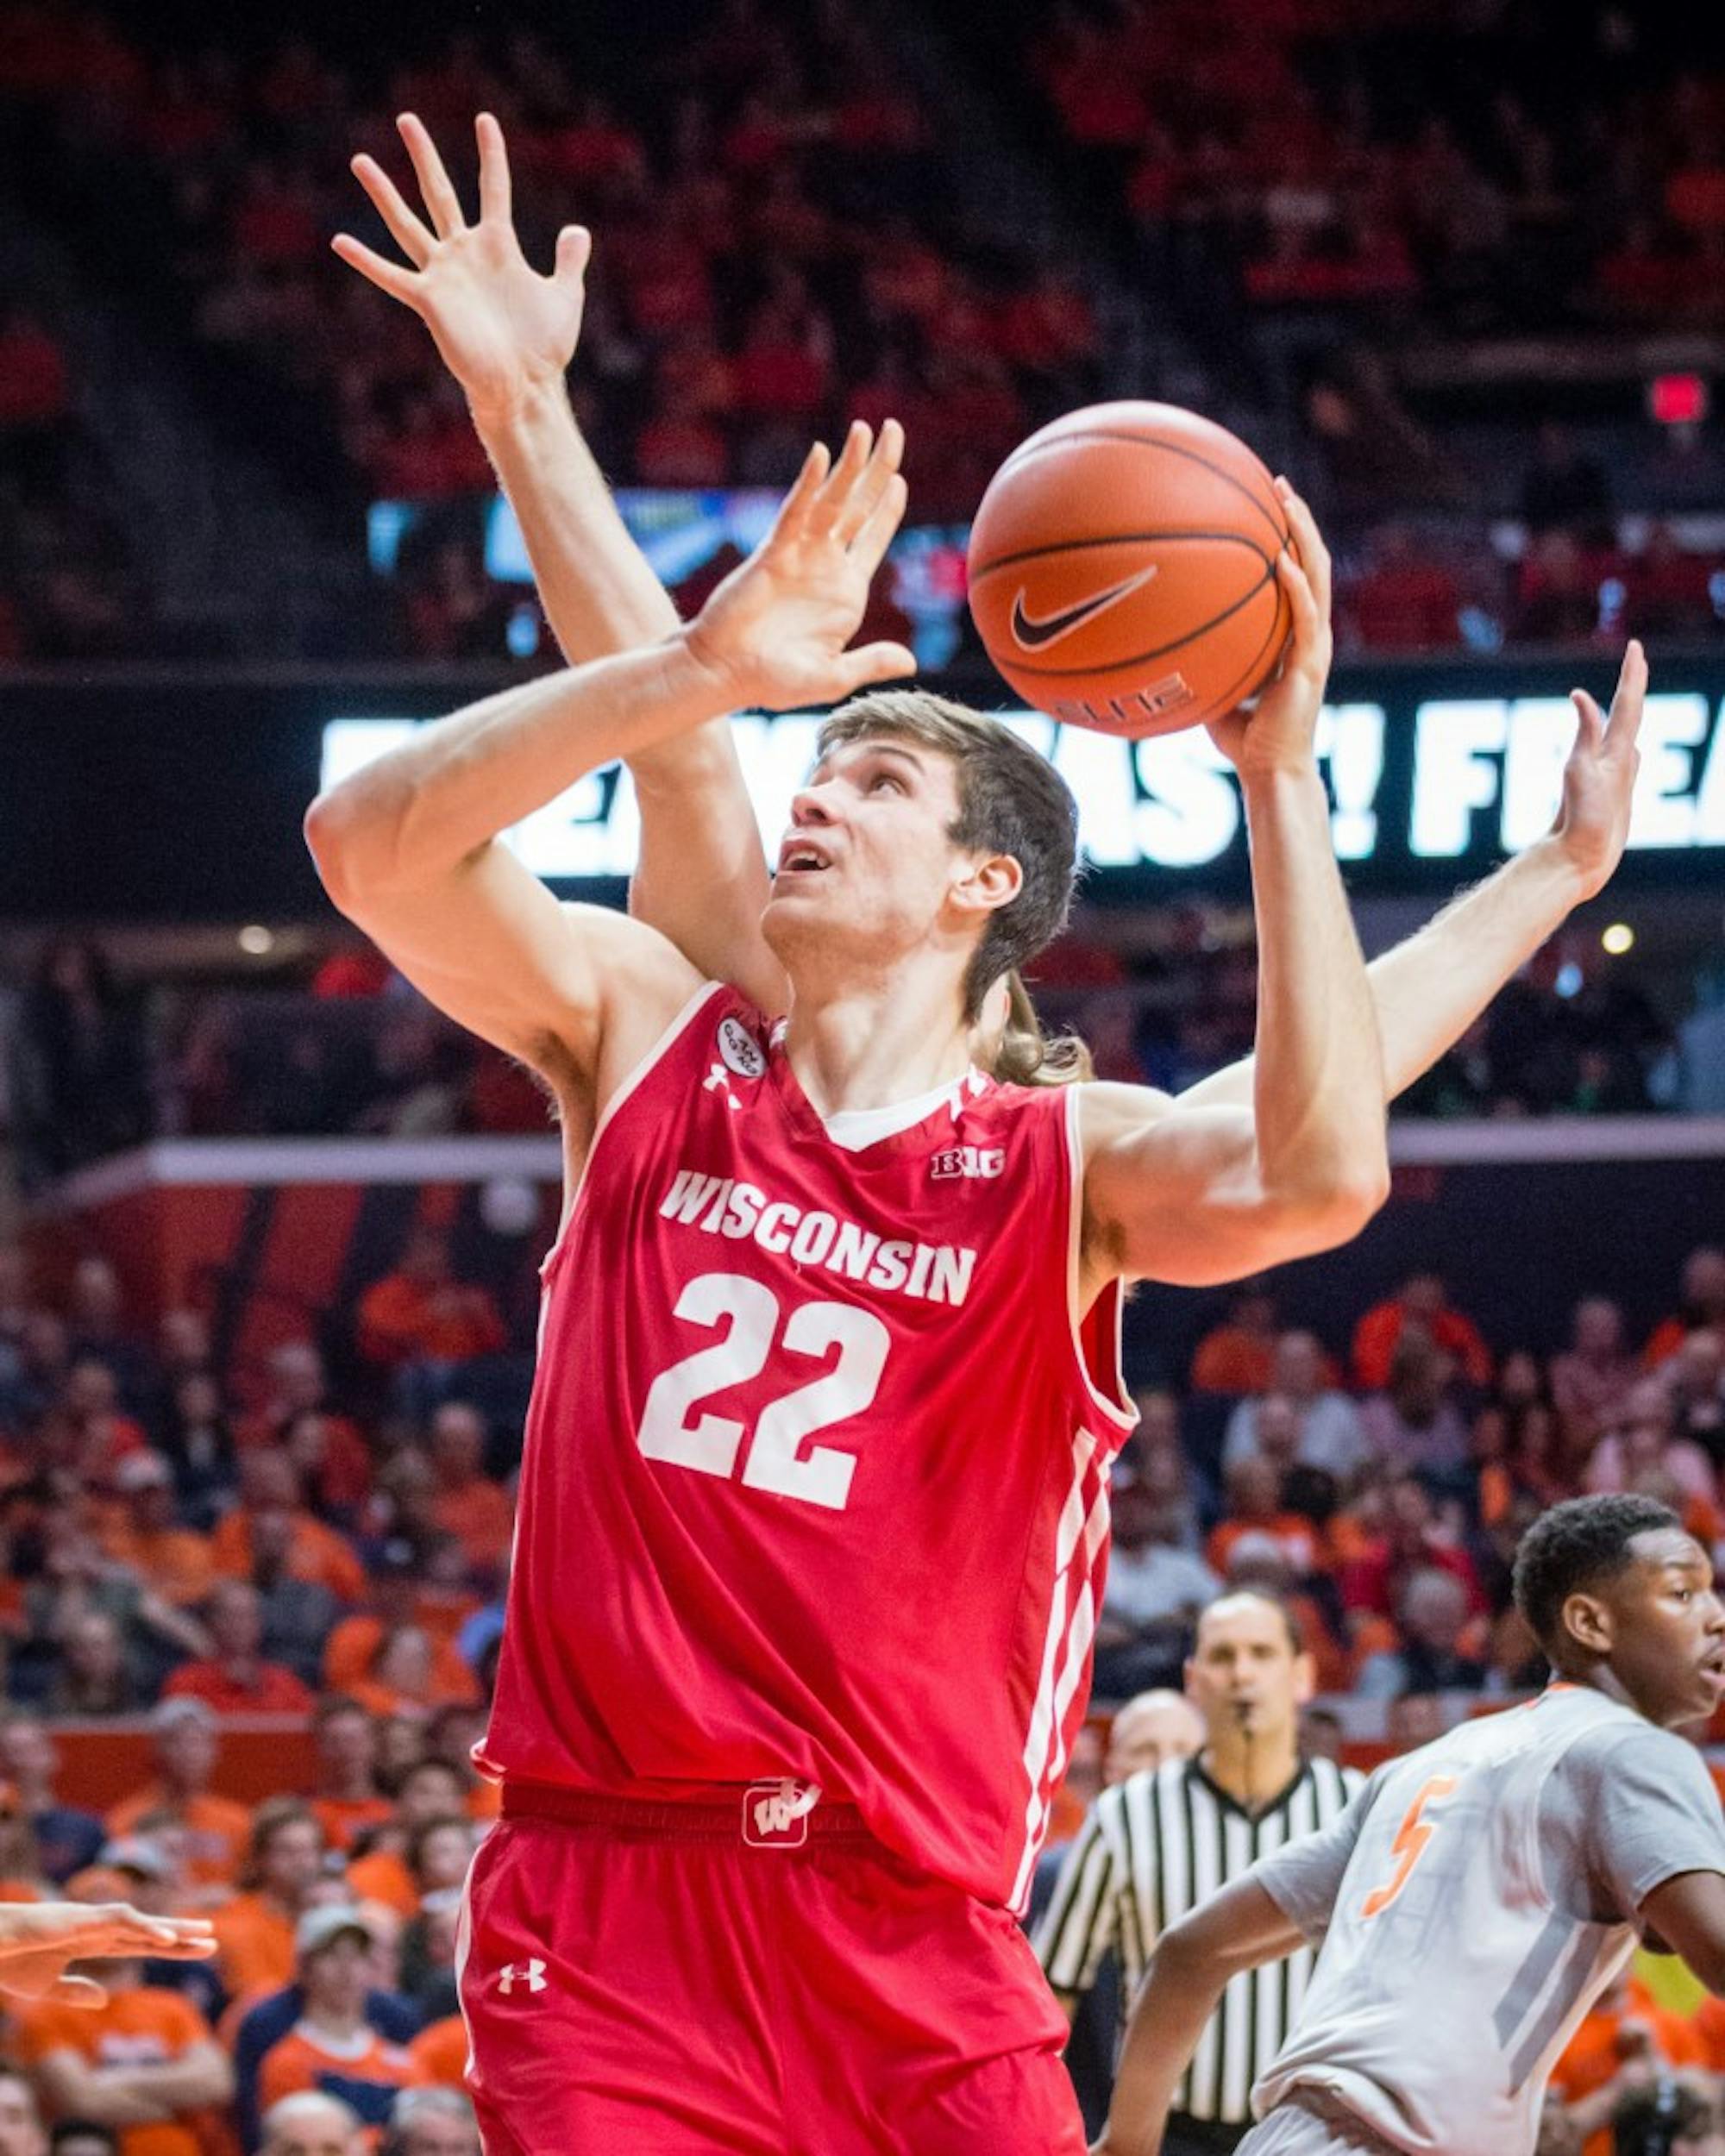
950,850,1022,918
1560,1589,1611,1658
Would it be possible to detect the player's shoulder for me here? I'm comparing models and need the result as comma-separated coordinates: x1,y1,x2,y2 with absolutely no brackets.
1070,1079,1178,1156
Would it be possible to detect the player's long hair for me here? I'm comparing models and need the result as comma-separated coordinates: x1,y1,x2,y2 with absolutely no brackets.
816,691,1090,1087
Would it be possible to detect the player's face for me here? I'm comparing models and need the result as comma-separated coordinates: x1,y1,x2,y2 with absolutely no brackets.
1600,1530,1725,1727
1185,1597,1313,1744
762,740,979,975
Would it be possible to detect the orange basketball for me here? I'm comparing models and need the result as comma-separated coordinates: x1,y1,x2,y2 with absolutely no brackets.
966,401,1294,738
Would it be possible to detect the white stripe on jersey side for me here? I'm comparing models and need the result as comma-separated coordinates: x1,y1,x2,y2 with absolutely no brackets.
538,978,729,1277
1009,1426,1107,1909
1062,1089,1138,1432
1219,1806,1256,2119
1017,1475,1109,1903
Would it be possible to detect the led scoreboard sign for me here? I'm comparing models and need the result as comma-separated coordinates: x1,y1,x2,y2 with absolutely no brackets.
321,686,1725,889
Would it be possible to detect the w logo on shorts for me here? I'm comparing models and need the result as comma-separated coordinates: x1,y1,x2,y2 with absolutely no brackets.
743,1779,820,1848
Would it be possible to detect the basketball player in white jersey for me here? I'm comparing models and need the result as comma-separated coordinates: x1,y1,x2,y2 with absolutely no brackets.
1094,1493,1725,2156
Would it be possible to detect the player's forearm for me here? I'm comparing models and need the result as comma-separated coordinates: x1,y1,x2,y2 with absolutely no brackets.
1184,836,1590,1113
305,639,732,898
1097,1935,1230,2156
1241,765,1388,1220
477,384,780,997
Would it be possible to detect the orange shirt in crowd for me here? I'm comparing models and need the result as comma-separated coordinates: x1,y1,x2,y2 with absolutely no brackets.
344,1846,417,1917
1694,1990,1725,2068
432,1481,513,1570
1206,1515,1324,1578
311,1796,396,1854
467,1780,501,1822
97,1523,216,1607
1351,1299,1493,1390
1189,1326,1275,1395
1550,1977,1706,2156
105,1787,251,1890
409,2015,467,2086
356,1275,505,1367
13,1984,221,2156
211,1891,298,2001
323,1617,480,1706
257,2021,428,2124
162,1659,314,1717
210,1509,366,1605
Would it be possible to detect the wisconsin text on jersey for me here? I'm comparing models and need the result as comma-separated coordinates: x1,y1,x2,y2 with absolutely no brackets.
658,1169,979,1307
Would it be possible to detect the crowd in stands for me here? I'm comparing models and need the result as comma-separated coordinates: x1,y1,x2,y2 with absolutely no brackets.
8,923,1716,1188
0,1203,1722,2140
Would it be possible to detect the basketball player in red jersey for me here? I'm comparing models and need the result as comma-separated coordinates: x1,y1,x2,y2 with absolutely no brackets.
323,118,1650,2156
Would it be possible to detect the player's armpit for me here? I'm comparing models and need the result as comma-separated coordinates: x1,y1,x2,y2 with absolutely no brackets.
1078,1082,1386,1290
1636,1871,1725,1992
312,834,703,1094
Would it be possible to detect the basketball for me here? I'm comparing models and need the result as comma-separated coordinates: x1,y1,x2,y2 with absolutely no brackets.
966,401,1295,738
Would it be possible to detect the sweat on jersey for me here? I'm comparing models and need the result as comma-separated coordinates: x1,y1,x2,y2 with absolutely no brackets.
1246,1684,1725,2156
476,985,1138,1910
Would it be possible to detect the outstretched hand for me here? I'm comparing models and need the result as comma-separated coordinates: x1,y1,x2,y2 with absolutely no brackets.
1547,638,1647,899
684,421,916,711
0,1901,216,2009
333,112,589,427
1207,479,1333,780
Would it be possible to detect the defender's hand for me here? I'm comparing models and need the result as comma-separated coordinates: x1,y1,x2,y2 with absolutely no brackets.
1546,639,1647,899
0,1902,216,2008
333,112,589,428
1207,480,1332,781
683,422,915,712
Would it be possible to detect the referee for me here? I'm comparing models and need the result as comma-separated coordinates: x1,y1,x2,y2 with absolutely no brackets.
1034,1590,1361,2155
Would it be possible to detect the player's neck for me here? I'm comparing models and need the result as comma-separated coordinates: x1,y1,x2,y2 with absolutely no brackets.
781,978,974,1118
1201,1730,1300,1811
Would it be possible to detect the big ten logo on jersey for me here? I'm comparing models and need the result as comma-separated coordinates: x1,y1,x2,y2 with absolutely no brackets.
930,1144,1005,1181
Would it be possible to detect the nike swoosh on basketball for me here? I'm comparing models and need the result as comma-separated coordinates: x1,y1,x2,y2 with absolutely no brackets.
1009,566,1159,650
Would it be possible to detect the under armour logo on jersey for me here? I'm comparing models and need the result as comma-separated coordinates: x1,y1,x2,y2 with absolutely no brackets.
930,1145,1005,1181
498,1959,547,1996
703,1063,743,1112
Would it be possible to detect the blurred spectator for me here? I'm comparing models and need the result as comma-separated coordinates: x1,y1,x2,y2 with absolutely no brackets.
1550,1968,1707,2156
1339,1476,1484,1623
44,1611,140,1718
1358,1334,1471,1482
344,1761,468,1919
1585,1378,1717,1516
1352,1274,1491,1392
162,1581,314,1717
355,1230,505,1412
98,1455,215,1610
9,948,152,1188
1339,526,1461,651
11,1932,233,2156
426,1407,510,1573
323,1547,478,1709
383,2088,478,2156
1100,1689,1204,1785
250,1511,345,1692
261,2092,365,2156
1206,1457,1324,1578
0,1714,102,1884
256,1908,428,2128
212,1799,329,2004
1223,1332,1366,1483
107,1700,250,1896
1091,1470,1218,1699
1548,1298,1637,1451
1646,1248,1725,1369
1353,1569,1487,1698
240,1347,372,1521
152,1372,237,1532
211,1457,365,1607
0,2068,47,2156
308,1697,392,1857
1189,1282,1278,1395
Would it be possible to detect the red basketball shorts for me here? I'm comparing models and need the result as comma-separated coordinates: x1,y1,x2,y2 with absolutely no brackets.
456,1782,1085,2156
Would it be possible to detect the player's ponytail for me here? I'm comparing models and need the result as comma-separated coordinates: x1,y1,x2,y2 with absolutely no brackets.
983,971,1094,1088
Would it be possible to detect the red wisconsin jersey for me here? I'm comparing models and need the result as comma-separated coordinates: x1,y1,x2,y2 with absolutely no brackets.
478,984,1136,1908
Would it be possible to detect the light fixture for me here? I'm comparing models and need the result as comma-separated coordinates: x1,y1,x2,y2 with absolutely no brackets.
1601,923,1634,956
238,924,275,956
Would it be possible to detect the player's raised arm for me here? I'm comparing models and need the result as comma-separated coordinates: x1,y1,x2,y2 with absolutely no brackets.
1081,488,1389,1288
0,1901,215,2008
1179,639,1649,1116
303,440,914,1084
336,111,794,1012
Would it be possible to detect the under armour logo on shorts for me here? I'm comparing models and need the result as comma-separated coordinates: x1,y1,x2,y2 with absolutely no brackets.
498,1959,547,1996
743,1779,821,1849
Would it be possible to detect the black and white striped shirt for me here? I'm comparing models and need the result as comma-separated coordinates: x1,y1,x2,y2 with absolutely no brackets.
1032,1752,1362,2125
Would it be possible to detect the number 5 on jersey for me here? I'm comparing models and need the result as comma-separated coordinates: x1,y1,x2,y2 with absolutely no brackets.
1360,1775,1458,1920
637,1271,890,1512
